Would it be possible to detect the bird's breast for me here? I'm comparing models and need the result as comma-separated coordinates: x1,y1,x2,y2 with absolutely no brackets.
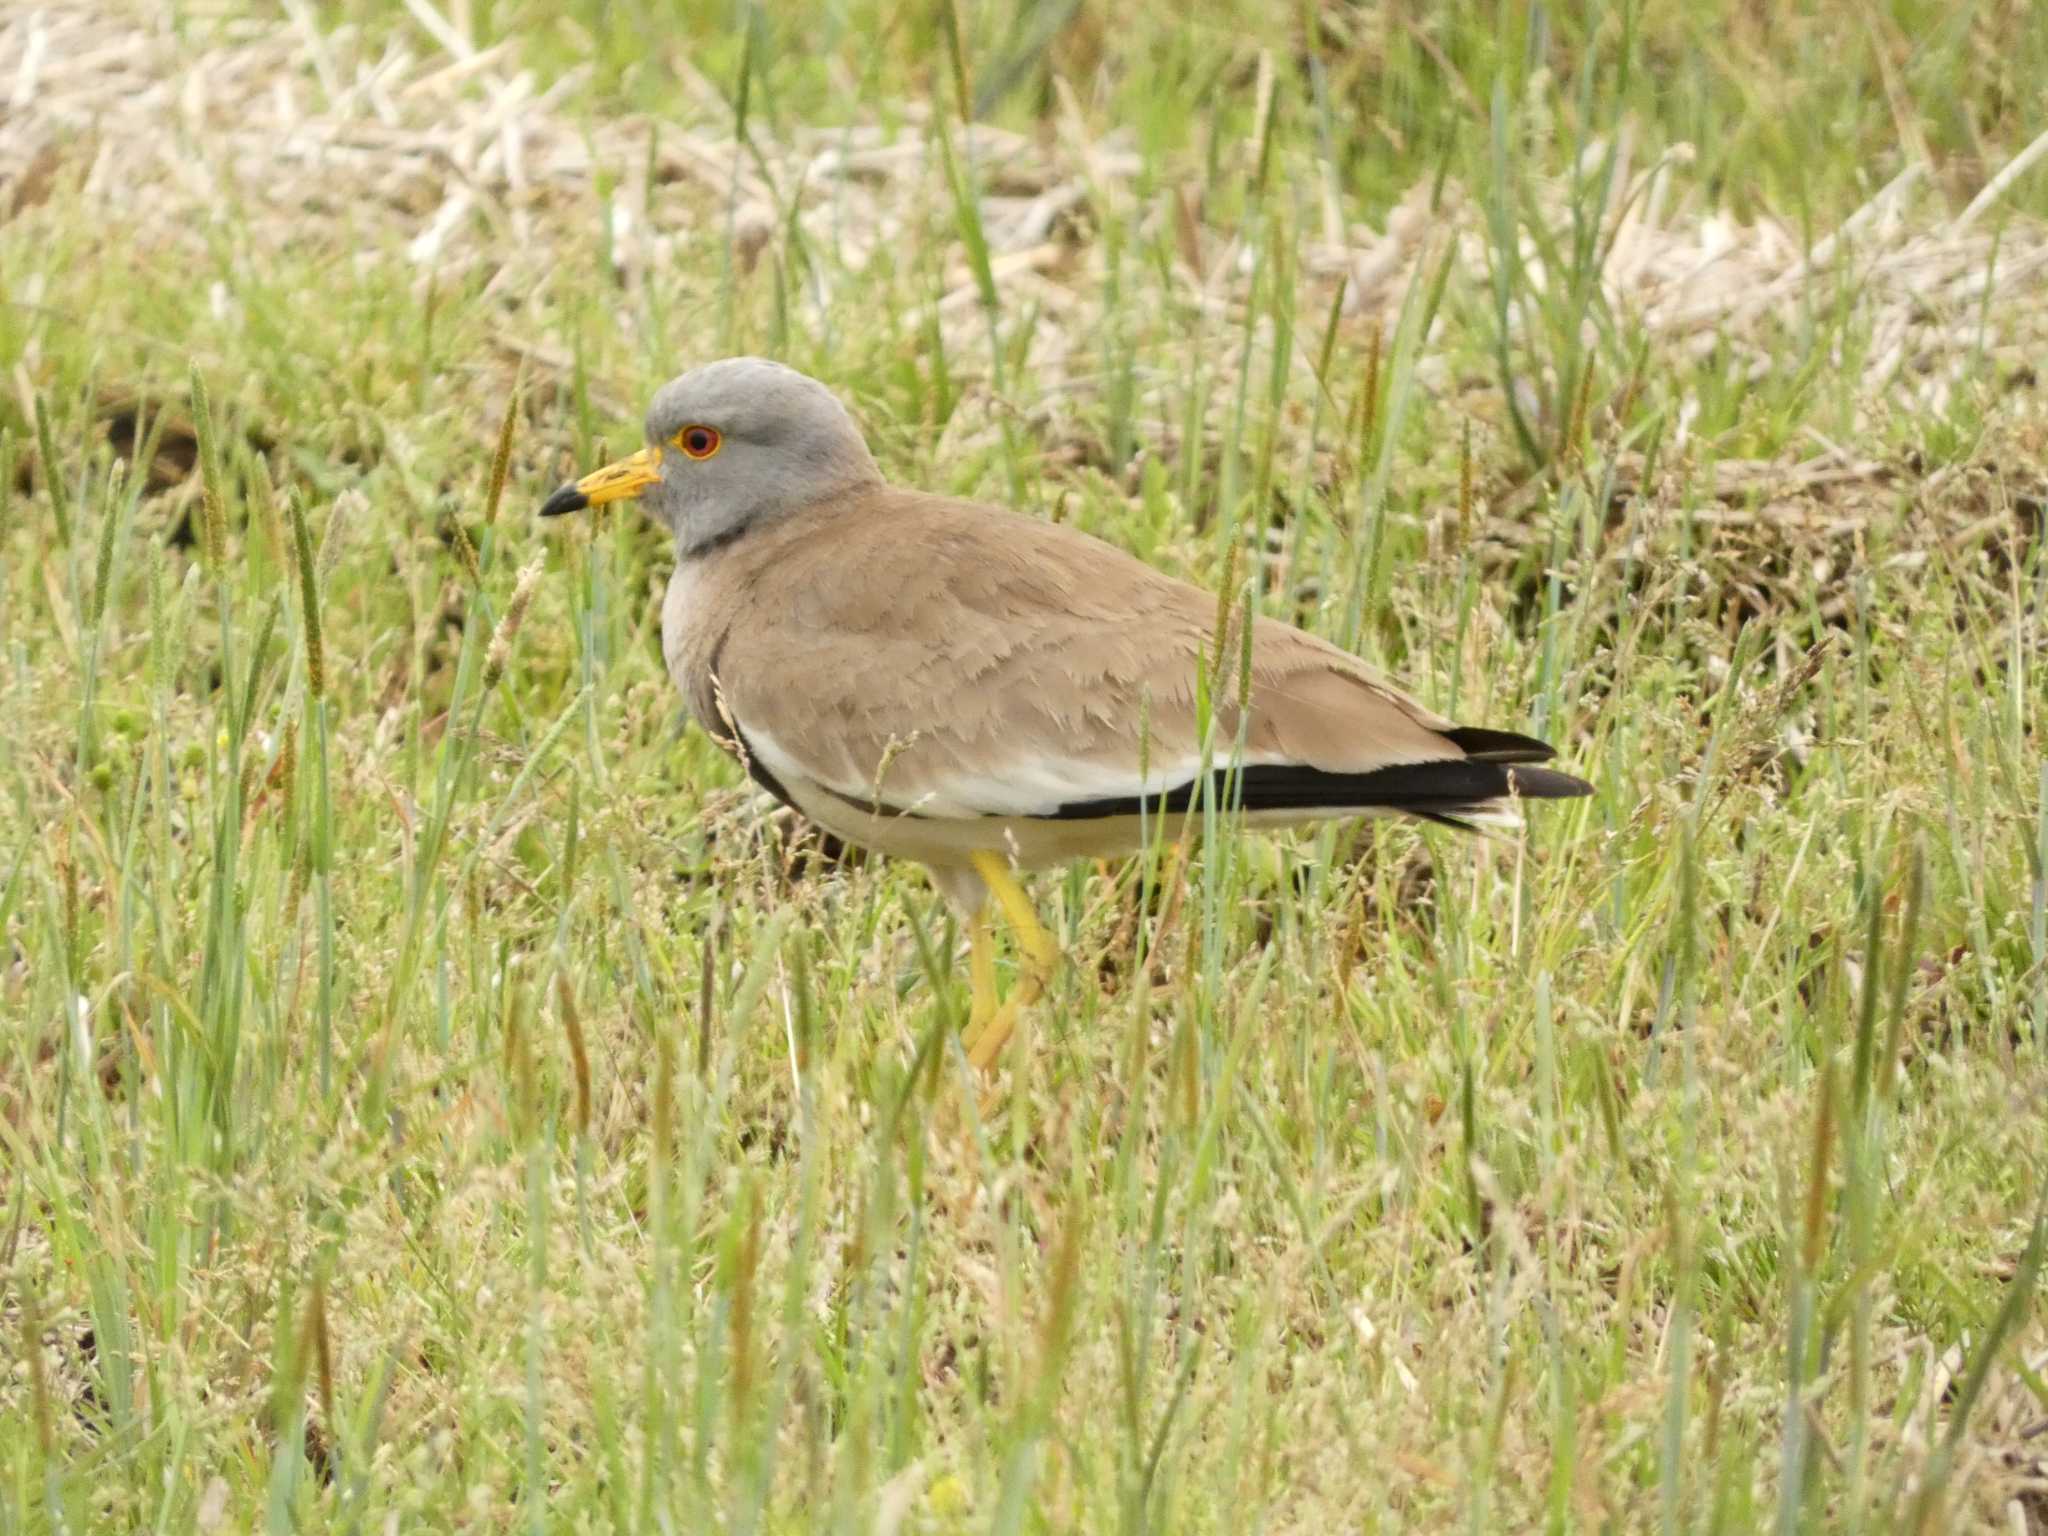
660,561,712,690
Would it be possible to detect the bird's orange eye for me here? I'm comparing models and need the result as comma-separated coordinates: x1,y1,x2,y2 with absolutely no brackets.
675,425,721,459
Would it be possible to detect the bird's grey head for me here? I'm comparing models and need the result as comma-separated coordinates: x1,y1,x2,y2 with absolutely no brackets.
539,357,882,555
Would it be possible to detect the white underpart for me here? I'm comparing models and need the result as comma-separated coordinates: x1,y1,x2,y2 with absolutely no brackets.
714,716,1536,889
1448,801,1526,830
741,721,1311,819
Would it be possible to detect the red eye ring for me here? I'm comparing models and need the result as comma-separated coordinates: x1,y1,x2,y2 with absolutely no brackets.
676,424,721,459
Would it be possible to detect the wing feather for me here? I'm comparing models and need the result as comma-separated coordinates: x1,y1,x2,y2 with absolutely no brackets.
666,489,1578,822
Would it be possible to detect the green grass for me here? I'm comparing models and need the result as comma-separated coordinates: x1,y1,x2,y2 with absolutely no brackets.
4,0,2048,1530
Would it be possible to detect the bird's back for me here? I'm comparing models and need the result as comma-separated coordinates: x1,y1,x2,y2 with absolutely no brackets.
659,486,1585,836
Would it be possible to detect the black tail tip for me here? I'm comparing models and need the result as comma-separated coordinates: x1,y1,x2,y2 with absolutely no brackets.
1503,764,1594,799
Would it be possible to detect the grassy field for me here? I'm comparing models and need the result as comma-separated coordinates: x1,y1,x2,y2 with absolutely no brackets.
4,0,2048,1529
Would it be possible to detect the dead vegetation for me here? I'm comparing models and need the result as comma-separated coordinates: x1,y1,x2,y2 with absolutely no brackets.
5,3,2046,450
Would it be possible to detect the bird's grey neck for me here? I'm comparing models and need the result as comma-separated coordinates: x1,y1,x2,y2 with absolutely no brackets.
674,477,873,561
677,518,760,562
671,492,791,561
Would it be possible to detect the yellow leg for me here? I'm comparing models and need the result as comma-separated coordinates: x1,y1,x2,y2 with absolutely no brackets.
967,907,998,1033
963,850,1060,1071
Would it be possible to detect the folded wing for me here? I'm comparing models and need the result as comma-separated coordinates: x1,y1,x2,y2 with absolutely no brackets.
681,490,1591,828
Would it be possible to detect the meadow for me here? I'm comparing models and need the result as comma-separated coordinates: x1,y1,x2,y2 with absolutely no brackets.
3,0,2047,1529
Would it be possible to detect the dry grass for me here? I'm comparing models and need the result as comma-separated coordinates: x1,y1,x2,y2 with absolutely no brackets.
8,5,2047,432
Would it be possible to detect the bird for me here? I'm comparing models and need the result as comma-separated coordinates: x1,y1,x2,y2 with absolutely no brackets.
540,357,1592,1069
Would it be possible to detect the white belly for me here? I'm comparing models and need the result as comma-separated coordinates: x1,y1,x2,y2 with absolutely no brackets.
775,767,1366,872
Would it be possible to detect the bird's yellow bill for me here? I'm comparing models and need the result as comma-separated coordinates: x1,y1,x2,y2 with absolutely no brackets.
539,445,663,517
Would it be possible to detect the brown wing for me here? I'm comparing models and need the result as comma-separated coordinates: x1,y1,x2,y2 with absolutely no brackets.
674,488,1582,821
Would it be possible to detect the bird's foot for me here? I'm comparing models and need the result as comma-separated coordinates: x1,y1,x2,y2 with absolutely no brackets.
962,851,1060,1073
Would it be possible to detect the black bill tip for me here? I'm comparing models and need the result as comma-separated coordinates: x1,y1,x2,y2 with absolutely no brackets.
539,484,589,518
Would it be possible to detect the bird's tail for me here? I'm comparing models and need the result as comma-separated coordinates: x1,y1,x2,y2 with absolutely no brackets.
1042,725,1592,829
